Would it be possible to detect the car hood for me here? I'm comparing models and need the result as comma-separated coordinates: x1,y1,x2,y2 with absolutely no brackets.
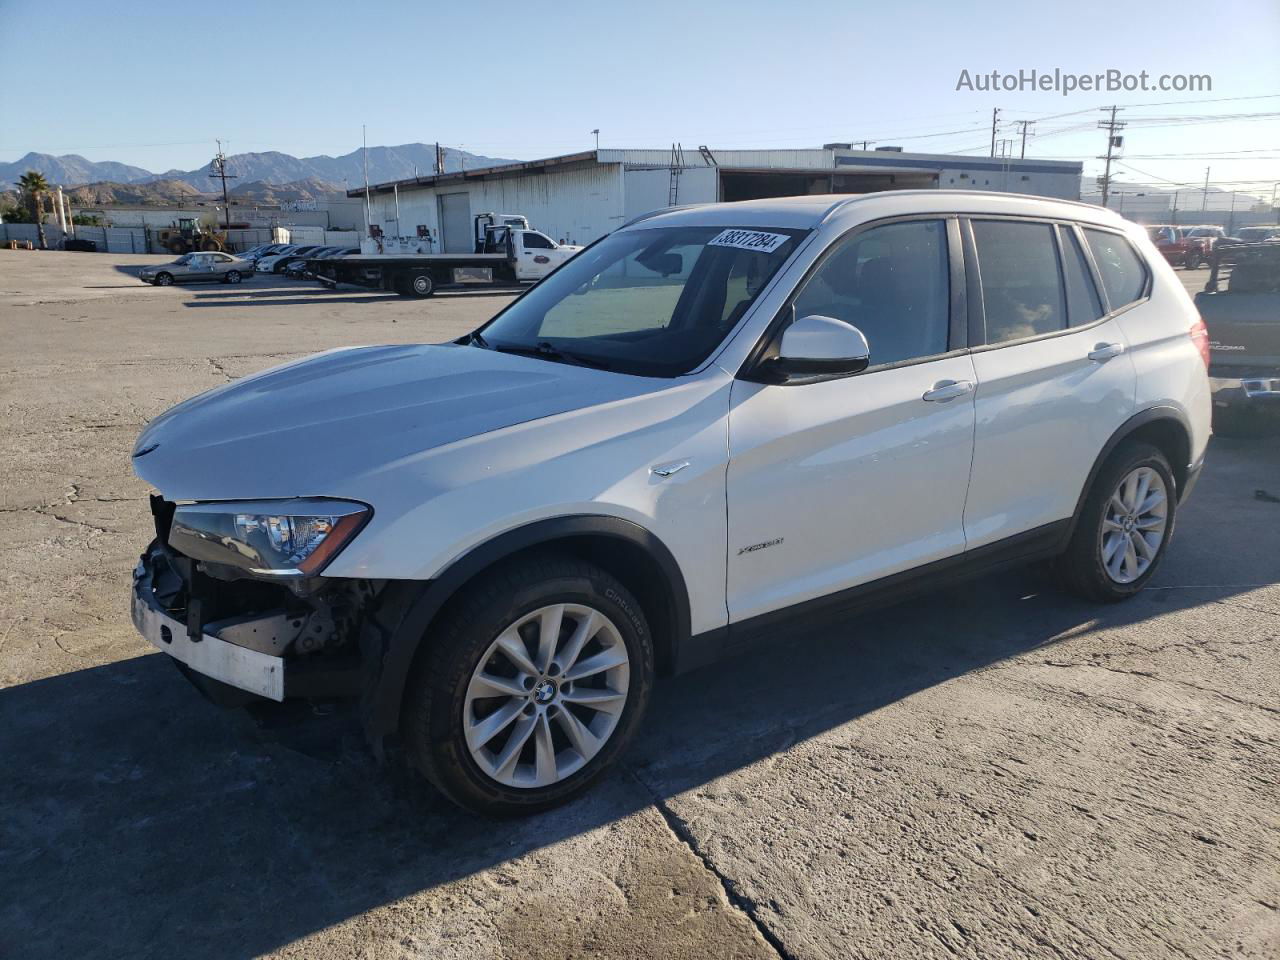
132,343,674,501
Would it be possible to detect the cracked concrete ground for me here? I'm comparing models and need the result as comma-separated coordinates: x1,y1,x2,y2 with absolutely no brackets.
1,251,1277,960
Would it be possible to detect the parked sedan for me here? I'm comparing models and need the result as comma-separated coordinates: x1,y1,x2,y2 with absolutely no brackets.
236,243,286,262
258,245,324,274
139,252,255,286
284,246,351,278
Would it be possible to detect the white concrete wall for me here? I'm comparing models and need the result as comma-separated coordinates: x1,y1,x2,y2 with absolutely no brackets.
366,163,631,248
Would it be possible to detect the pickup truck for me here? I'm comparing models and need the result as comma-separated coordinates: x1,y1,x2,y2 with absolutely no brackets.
1196,241,1280,433
1148,225,1213,270
310,213,582,297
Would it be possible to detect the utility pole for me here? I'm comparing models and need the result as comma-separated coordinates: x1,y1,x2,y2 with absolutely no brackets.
1170,188,1180,225
209,140,238,231
1201,167,1210,211
989,108,1001,157
1014,120,1034,159
1096,106,1125,208
363,125,371,238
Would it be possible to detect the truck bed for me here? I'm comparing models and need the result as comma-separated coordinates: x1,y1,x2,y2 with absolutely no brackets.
339,253,509,263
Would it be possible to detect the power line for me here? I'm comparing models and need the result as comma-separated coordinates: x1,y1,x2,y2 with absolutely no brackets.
1117,92,1280,108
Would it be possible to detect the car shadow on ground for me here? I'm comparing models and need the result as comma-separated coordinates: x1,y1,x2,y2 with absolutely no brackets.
2,438,1276,960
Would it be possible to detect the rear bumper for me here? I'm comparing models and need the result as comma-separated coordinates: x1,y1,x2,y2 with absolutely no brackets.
1181,457,1204,504
1210,374,1280,413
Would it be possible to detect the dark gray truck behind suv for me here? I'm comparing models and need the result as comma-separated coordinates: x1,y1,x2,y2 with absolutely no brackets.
1197,241,1280,434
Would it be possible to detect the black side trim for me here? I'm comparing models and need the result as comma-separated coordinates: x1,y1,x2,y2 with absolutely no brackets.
364,516,691,739
679,520,1071,672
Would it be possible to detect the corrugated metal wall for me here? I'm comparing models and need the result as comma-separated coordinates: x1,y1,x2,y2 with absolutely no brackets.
623,168,718,220
599,148,833,170
366,163,628,248
0,223,146,252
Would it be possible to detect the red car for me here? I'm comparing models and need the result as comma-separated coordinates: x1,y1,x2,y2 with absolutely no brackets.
1147,225,1212,269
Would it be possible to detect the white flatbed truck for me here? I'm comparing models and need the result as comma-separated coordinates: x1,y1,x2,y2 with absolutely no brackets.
309,213,582,297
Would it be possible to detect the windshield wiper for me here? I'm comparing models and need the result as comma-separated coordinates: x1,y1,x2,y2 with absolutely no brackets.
491,340,613,370
464,330,490,348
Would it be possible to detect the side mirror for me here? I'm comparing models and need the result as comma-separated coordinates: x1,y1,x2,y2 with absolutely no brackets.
757,314,870,383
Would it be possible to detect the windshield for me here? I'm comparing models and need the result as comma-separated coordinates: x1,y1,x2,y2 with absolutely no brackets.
477,225,807,377
173,254,192,265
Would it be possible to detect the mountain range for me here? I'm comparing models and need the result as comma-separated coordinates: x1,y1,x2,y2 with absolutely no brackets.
0,143,518,197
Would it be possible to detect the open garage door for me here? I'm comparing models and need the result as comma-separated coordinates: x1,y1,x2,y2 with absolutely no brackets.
438,192,472,253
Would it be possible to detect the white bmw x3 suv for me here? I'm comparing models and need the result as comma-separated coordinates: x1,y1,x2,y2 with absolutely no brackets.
130,191,1211,815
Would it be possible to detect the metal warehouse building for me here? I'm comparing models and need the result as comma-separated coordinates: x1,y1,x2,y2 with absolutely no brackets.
353,147,1082,251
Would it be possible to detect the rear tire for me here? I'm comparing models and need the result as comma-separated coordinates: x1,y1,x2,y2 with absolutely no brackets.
1058,442,1177,602
402,553,654,816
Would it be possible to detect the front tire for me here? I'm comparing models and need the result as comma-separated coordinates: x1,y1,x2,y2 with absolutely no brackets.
402,553,654,816
225,270,242,284
1058,442,1176,602
154,272,173,286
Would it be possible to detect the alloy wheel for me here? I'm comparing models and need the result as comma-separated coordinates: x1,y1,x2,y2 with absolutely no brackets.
1100,466,1168,584
463,603,630,788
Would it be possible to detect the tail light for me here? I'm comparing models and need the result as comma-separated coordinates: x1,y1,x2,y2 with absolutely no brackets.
1189,316,1211,370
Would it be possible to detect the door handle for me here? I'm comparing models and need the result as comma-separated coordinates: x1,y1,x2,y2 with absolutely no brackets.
922,379,974,403
1088,342,1125,362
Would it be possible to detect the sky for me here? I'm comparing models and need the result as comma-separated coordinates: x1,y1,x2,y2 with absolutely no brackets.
1,0,1277,200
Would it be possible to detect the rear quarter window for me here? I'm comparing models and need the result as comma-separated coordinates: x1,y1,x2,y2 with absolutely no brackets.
1084,229,1148,310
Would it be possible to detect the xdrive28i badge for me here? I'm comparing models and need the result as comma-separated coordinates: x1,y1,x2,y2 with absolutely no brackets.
738,538,784,556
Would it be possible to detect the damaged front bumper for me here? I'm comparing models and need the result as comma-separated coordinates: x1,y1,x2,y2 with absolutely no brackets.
132,538,367,706
133,554,286,700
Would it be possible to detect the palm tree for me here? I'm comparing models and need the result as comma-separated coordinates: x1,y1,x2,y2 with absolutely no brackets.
17,171,50,249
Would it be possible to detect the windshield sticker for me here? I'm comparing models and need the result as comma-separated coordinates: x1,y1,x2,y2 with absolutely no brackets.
707,229,790,253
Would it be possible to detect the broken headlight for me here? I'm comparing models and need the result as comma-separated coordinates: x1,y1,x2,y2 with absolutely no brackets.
168,498,370,577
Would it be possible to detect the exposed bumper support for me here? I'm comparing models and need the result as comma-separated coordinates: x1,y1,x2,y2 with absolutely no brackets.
132,551,363,704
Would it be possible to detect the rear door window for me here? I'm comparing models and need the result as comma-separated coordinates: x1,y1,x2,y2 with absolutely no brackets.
971,220,1065,343
1084,229,1148,309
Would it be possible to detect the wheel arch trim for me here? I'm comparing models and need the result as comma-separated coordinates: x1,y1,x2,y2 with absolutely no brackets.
1069,404,1194,536
361,514,691,741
